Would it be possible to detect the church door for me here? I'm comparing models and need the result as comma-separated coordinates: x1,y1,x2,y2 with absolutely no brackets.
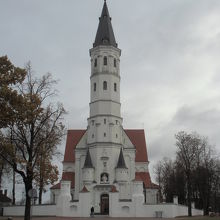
100,194,109,215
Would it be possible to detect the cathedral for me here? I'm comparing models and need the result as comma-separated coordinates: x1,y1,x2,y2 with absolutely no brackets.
1,1,204,218
51,0,158,216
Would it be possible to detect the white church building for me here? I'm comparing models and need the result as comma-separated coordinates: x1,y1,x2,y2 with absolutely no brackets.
50,0,159,216
3,1,203,217
48,1,203,218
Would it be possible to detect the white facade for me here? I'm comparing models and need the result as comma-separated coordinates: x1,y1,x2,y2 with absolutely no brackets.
88,45,122,145
2,1,203,218
50,2,159,215
73,130,138,213
50,180,202,218
49,1,202,218
70,4,141,211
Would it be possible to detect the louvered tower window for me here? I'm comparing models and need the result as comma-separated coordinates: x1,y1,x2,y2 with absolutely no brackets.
114,83,117,92
103,81,107,90
114,58,117,67
104,56,107,65
94,83,96,91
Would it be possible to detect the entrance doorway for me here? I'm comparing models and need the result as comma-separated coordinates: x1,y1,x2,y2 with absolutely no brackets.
100,194,109,215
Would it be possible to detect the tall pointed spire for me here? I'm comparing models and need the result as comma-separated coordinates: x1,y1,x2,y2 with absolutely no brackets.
93,0,118,48
116,148,127,169
83,149,94,168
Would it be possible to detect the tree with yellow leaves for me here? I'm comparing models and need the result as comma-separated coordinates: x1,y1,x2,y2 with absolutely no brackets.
0,57,66,220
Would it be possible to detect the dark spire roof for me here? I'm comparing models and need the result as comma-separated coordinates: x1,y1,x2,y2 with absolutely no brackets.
83,149,94,168
93,0,118,48
116,148,127,169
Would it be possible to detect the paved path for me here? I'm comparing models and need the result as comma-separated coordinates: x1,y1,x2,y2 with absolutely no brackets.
0,217,176,220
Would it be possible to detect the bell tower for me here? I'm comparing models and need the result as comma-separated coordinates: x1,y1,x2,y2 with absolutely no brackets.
53,1,158,216
87,0,122,145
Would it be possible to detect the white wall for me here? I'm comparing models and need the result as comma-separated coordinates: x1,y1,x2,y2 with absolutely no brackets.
3,205,56,216
3,200,203,218
110,201,202,218
109,191,203,218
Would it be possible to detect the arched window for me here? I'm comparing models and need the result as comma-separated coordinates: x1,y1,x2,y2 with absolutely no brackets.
103,56,107,65
93,83,96,92
94,58,97,67
114,58,117,67
103,81,107,90
104,118,106,124
114,83,117,92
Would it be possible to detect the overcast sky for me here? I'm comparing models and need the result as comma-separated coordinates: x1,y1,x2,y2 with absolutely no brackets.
1,0,220,200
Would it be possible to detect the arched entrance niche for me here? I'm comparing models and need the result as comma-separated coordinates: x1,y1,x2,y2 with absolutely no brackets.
100,194,109,215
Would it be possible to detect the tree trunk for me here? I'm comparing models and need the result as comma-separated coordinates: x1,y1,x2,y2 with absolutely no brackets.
187,176,192,216
24,178,32,220
38,185,43,205
38,154,44,205
0,169,2,189
204,188,211,215
12,169,16,205
204,203,209,215
0,163,3,189
38,162,43,205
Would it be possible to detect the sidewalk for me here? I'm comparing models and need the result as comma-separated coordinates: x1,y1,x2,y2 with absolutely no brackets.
0,217,175,220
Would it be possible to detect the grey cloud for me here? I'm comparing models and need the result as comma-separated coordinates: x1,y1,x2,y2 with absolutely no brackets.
172,105,220,140
149,103,220,162
1,0,220,184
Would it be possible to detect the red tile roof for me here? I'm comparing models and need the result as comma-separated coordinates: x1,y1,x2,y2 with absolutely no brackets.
63,130,86,163
54,129,152,190
124,129,149,162
63,129,148,163
135,172,159,189
51,172,75,189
